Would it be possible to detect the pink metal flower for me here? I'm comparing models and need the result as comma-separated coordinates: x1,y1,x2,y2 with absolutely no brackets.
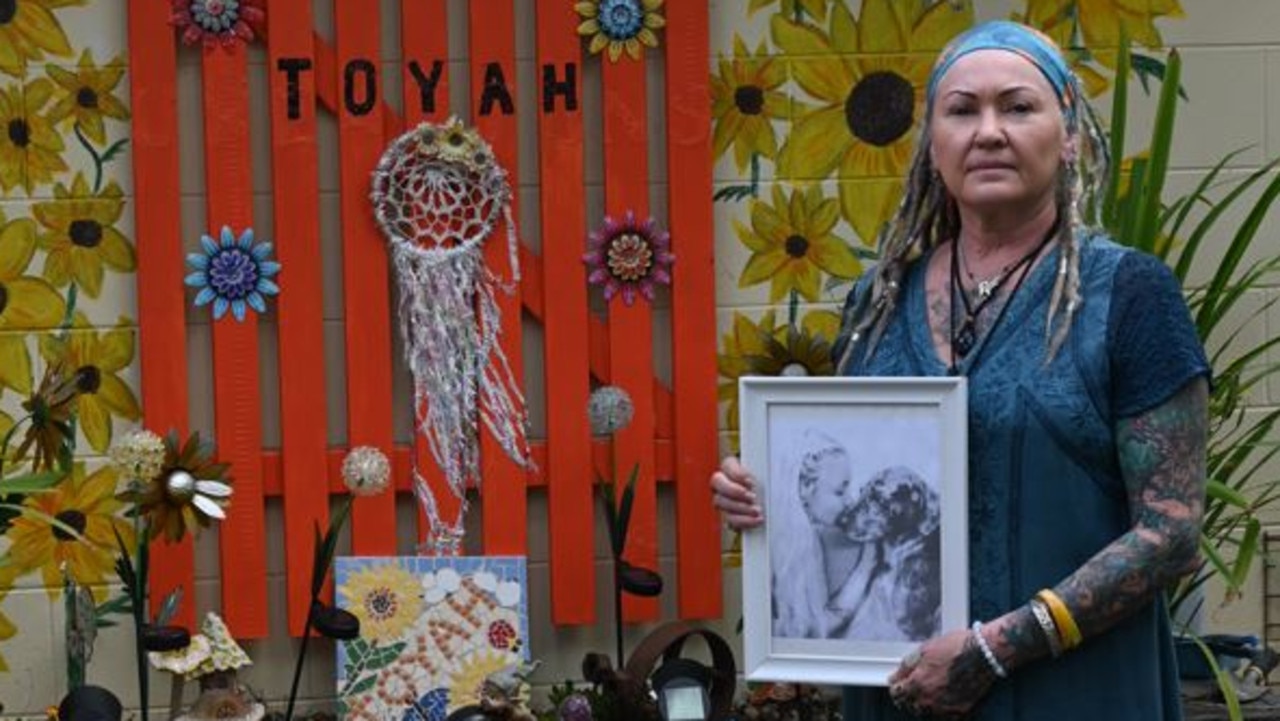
170,0,265,49
583,211,674,305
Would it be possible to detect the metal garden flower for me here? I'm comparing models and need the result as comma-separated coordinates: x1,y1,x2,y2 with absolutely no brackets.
186,226,280,322
170,0,265,49
583,211,673,306
588,386,634,436
575,0,665,62
117,430,233,543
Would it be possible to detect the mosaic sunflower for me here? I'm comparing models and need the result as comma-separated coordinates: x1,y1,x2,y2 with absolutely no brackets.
717,310,782,449
38,315,141,452
0,208,65,395
736,184,860,303
0,78,67,195
115,430,232,543
575,0,665,62
0,0,81,78
3,463,135,600
45,49,130,145
0,594,15,672
448,650,519,709
774,0,970,183
340,563,424,644
712,35,790,174
33,173,135,298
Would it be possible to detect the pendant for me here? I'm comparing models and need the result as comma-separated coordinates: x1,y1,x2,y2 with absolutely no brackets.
976,278,998,300
954,318,976,357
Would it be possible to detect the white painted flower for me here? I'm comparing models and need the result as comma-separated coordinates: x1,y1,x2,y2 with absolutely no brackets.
496,581,522,608
472,571,498,592
437,567,462,593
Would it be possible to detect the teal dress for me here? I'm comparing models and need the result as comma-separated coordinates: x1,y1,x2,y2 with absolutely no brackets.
837,235,1210,720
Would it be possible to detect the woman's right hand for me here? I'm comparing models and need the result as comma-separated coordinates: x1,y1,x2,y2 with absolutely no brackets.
710,456,764,530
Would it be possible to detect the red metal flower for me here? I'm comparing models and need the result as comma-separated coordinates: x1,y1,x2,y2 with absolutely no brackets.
583,211,674,305
170,0,265,49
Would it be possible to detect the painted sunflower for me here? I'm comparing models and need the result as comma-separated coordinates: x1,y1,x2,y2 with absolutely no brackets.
38,315,141,453
712,35,790,174
45,49,130,145
340,563,424,643
747,0,827,21
0,208,66,395
735,184,860,303
3,463,135,600
575,0,665,62
717,310,783,450
0,0,81,77
33,173,135,298
0,594,15,672
0,77,67,195
773,0,970,184
115,430,232,543
12,358,78,473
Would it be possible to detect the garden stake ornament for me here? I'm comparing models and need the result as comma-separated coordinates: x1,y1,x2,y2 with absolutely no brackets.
371,117,533,555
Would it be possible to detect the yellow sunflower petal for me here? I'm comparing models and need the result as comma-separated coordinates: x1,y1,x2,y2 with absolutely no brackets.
713,109,746,164
808,234,862,278
830,1,858,53
0,217,37,278
41,248,71,287
46,63,77,90
97,226,136,272
578,18,600,35
2,276,66,329
739,248,790,288
70,247,104,297
98,322,136,370
643,12,665,30
608,40,624,63
772,259,821,302
733,218,771,254
0,334,32,395
748,198,789,247
13,3,74,58
779,106,849,180
77,396,112,452
95,373,141,420
770,15,832,57
738,117,778,167
588,33,609,56
858,0,908,53
77,113,107,145
840,178,902,245
802,309,842,343
98,92,130,122
624,38,642,60
637,28,658,48
806,194,841,236
911,0,973,51
574,2,598,18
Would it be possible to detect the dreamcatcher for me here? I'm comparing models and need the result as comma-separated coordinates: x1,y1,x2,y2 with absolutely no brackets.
371,117,533,555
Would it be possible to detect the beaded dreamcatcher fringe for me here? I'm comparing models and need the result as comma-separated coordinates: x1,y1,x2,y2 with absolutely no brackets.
372,117,533,555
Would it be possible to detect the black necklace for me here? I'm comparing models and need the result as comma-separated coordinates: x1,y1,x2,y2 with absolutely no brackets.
948,218,1058,372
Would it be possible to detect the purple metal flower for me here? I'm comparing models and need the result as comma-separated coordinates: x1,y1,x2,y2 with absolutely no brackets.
558,693,594,721
185,226,281,322
583,211,674,306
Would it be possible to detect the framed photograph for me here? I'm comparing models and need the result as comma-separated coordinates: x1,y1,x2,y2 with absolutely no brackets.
739,376,968,686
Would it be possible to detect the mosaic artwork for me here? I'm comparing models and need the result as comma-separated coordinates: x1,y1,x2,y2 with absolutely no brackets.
335,556,530,721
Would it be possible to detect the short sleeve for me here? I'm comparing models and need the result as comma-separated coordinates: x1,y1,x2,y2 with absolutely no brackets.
1107,251,1211,419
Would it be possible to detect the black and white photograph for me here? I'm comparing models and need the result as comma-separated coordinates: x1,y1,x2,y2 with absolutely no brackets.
739,377,968,686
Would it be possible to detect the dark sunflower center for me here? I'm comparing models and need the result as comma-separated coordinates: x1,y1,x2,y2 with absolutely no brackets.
734,85,765,115
784,234,810,258
0,282,7,315
75,365,101,394
77,86,99,109
7,118,29,148
0,0,15,25
53,510,88,541
365,588,398,620
845,71,915,147
70,219,104,248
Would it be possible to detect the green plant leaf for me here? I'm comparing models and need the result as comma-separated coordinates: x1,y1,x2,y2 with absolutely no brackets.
0,470,65,494
1130,49,1180,253
1103,31,1130,229
615,463,640,557
1205,480,1250,509
1230,517,1261,591
343,675,377,698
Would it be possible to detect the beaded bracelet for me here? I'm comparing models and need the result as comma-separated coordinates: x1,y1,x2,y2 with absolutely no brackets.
1028,598,1062,658
971,620,1008,679
1035,589,1082,651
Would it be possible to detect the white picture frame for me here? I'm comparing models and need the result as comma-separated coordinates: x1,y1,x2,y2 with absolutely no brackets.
739,376,969,687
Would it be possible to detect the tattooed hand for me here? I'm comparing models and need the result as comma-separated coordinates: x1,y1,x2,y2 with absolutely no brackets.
887,627,997,718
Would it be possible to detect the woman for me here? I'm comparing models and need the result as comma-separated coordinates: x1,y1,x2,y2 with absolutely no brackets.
711,20,1209,720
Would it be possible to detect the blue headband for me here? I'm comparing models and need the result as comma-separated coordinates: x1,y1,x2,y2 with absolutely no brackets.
926,20,1077,120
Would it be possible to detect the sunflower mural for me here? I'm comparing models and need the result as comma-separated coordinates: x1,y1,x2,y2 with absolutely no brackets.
0,2,139,677
710,0,1188,461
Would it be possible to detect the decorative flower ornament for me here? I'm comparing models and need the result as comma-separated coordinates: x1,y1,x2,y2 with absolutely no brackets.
116,431,233,543
341,446,391,497
109,430,167,485
587,386,634,436
185,226,281,322
575,0,666,61
170,0,266,49
583,211,674,306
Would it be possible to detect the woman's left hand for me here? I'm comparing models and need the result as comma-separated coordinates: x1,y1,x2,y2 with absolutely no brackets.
887,627,997,718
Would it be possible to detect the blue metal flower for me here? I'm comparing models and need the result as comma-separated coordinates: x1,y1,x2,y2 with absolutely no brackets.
185,226,281,322
598,0,644,40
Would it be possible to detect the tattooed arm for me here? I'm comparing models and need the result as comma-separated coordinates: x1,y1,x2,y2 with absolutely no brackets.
984,377,1208,672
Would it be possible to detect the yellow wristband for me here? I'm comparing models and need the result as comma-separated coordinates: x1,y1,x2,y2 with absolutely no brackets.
1036,589,1082,651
